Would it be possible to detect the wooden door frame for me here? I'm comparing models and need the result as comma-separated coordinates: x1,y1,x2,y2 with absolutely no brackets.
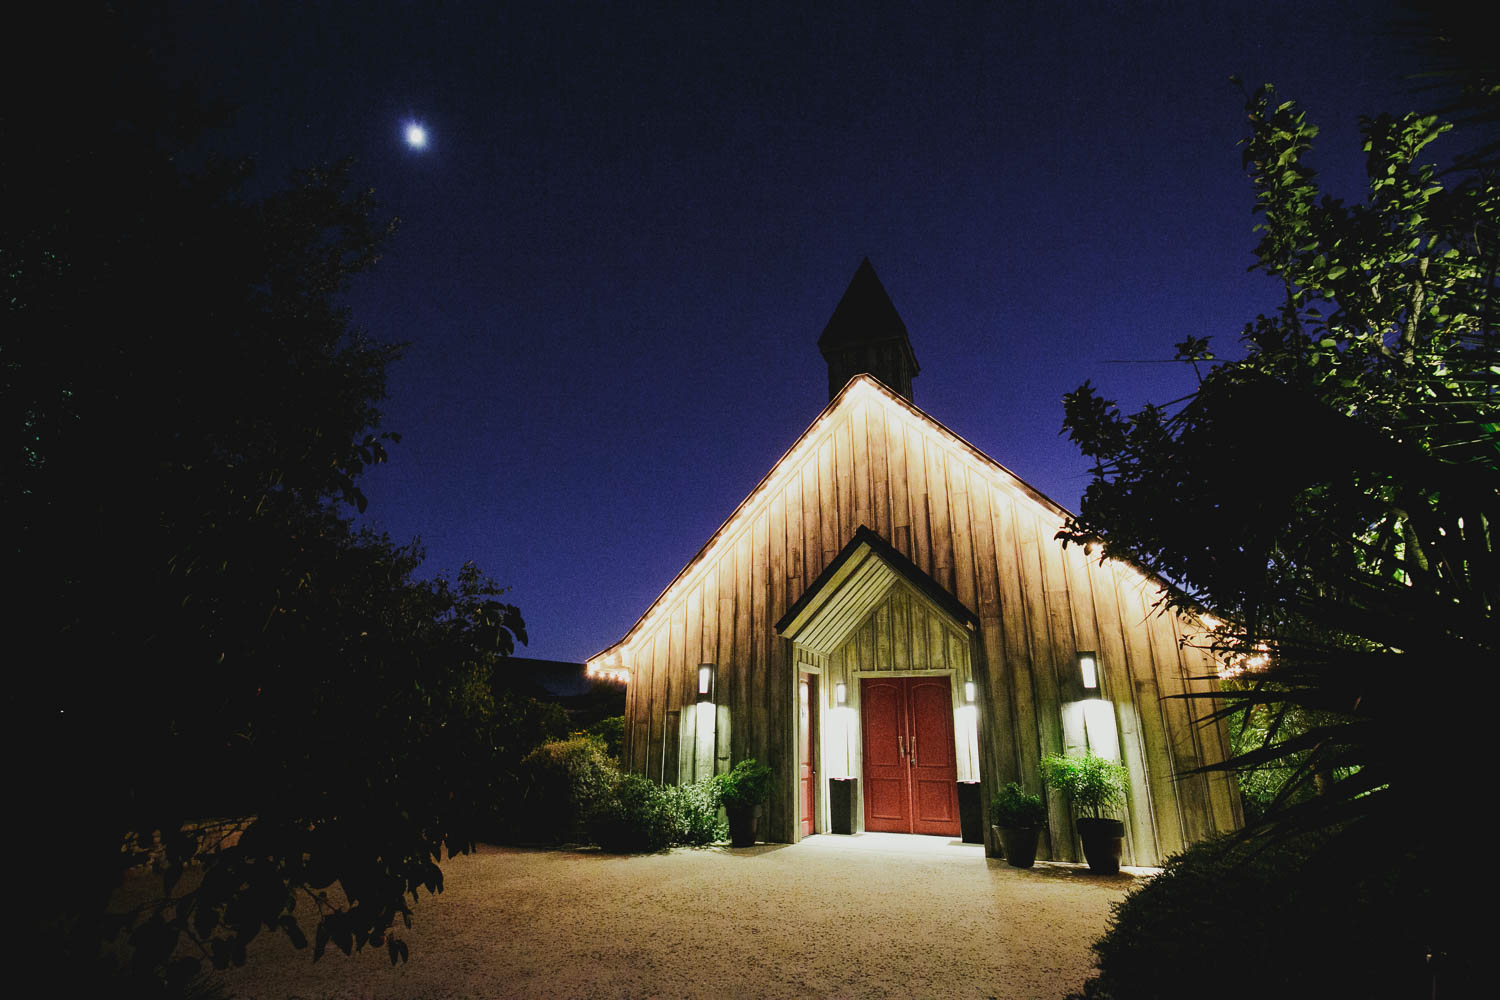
798,671,820,838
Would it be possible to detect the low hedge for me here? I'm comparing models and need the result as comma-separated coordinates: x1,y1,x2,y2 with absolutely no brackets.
661,779,726,845
514,737,619,844
587,774,675,852
1071,831,1441,999
586,774,725,853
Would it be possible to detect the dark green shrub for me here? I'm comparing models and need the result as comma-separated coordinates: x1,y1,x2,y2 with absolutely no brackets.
582,775,722,852
1222,690,1358,826
492,691,572,765
661,778,727,845
711,758,772,809
587,774,675,853
1070,832,1439,1000
583,715,625,762
515,737,619,843
989,782,1046,828
480,692,573,840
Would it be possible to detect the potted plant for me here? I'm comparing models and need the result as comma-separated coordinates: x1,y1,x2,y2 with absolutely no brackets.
1039,750,1128,874
989,782,1047,868
712,758,772,847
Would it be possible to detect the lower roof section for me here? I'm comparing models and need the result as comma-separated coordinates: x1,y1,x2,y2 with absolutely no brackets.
776,525,977,655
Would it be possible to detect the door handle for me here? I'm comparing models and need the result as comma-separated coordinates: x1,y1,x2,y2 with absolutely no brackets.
897,734,905,758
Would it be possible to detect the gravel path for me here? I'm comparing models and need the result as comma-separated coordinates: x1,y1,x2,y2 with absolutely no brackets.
205,834,1150,999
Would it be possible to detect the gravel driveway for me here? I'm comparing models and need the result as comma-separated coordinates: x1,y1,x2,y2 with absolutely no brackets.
206,834,1149,999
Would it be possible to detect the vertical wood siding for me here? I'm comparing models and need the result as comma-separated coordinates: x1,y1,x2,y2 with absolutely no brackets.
610,382,1241,859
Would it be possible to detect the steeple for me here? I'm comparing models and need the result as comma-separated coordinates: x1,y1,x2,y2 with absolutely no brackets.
817,258,920,402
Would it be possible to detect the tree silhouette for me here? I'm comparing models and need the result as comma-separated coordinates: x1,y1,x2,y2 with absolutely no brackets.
1060,81,1496,990
7,6,526,990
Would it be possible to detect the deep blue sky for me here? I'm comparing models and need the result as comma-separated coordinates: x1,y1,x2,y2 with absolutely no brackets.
158,1,1427,662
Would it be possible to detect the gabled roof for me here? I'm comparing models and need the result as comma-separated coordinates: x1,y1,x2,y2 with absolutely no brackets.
588,374,1077,668
817,258,920,372
776,525,977,652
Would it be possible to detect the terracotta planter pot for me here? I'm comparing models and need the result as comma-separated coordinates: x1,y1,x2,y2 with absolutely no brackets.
1076,817,1125,874
726,805,759,847
994,824,1041,868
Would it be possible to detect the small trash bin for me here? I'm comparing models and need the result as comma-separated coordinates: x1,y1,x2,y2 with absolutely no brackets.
957,781,983,843
829,777,857,834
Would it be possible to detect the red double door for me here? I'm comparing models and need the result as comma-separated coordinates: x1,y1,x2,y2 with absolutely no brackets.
861,676,961,836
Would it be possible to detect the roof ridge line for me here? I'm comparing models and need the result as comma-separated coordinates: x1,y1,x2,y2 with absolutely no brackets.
589,375,1086,663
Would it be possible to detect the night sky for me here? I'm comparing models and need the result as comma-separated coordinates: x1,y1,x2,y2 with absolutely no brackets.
154,1,1428,663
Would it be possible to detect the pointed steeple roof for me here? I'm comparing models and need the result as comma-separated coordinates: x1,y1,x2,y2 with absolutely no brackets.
817,258,912,350
817,258,920,402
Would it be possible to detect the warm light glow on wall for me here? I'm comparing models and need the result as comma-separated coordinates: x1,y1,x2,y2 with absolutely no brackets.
956,703,981,778
1082,700,1120,759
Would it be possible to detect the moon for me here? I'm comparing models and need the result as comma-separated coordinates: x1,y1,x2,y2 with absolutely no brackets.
404,122,428,150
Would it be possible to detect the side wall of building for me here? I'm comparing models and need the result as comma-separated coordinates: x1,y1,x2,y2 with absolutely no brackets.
620,385,1241,862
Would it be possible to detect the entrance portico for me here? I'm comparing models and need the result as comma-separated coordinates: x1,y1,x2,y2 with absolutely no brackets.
777,526,983,840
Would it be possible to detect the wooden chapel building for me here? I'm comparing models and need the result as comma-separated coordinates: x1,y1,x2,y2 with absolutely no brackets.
588,260,1242,866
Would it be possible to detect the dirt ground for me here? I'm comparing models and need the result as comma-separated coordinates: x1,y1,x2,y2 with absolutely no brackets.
201,833,1150,999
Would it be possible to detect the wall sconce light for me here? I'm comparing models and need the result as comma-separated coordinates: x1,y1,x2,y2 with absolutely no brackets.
1079,652,1099,692
697,663,715,703
834,681,847,706
964,681,976,703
